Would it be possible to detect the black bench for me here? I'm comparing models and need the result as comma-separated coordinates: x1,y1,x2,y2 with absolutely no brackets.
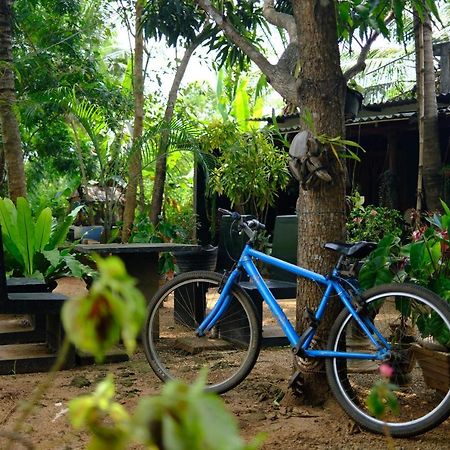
0,232,70,373
239,215,298,346
7,277,51,293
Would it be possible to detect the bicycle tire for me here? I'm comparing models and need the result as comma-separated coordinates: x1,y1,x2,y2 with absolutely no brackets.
326,283,450,437
142,270,262,394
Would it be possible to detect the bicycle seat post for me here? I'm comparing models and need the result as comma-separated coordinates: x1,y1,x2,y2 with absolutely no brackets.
333,254,345,274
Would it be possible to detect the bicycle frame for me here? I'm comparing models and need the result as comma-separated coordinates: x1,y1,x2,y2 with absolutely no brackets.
197,243,391,361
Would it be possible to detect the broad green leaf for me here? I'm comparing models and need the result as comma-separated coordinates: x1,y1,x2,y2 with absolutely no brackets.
34,207,52,252
62,256,145,361
42,249,62,267
16,197,35,276
359,262,393,290
47,205,84,250
409,241,425,271
0,197,19,243
232,79,250,131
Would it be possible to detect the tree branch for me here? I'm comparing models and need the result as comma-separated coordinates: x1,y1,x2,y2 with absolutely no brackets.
195,0,298,105
343,13,395,81
262,0,297,42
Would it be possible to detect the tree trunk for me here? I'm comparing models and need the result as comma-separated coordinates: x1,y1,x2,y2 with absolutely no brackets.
414,11,442,213
291,0,346,405
122,0,144,242
0,0,26,201
149,36,204,225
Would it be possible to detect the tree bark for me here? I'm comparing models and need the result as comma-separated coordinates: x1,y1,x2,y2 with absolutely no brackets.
0,0,26,201
149,34,205,225
291,0,346,405
414,11,442,213
122,0,144,242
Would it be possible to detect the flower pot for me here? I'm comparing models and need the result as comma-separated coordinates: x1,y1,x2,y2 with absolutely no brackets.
345,87,363,119
174,245,218,273
412,343,450,393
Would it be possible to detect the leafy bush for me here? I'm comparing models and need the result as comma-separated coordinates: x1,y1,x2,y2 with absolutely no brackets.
203,122,289,220
346,191,403,242
359,201,450,348
129,213,198,275
0,197,92,280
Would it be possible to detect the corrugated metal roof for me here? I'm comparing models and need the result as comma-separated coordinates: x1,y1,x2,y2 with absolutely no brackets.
272,107,450,134
258,93,450,128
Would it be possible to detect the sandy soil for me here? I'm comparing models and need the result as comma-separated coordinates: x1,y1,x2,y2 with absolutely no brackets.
0,345,448,450
0,278,448,449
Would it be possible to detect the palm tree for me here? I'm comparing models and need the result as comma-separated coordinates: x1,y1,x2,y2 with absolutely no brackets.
0,0,26,200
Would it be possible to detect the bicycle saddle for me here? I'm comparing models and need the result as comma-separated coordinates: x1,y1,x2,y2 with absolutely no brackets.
324,241,377,259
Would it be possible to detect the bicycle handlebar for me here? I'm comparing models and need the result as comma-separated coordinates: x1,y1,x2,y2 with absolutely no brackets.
218,208,265,241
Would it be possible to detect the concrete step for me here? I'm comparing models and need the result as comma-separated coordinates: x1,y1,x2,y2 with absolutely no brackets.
0,316,46,345
0,343,59,375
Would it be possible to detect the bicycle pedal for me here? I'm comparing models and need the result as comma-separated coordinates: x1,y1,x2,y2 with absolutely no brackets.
288,370,304,397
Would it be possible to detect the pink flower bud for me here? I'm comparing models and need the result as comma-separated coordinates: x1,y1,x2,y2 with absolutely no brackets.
379,363,394,378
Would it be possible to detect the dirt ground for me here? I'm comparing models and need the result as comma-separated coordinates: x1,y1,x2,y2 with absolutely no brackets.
0,345,449,450
0,278,449,449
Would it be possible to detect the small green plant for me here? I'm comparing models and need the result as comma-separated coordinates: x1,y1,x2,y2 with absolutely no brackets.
367,364,399,419
302,109,364,163
129,213,198,276
346,191,403,242
367,364,398,450
0,197,92,280
62,256,146,361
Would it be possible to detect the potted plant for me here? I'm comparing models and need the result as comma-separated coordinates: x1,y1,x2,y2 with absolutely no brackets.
0,197,94,284
203,122,290,223
359,201,450,390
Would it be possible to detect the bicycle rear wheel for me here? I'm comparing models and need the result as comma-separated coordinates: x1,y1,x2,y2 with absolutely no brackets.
326,283,450,437
142,271,261,394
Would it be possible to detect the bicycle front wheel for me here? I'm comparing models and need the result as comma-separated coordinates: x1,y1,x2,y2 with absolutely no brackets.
326,283,450,437
142,271,261,394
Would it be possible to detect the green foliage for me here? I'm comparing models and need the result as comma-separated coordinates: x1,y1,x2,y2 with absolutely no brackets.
301,110,365,163
359,201,450,348
215,69,267,130
62,256,146,362
69,372,264,450
142,0,204,46
346,191,404,242
204,122,289,219
367,381,399,419
70,375,130,450
129,212,198,275
0,197,91,280
13,0,130,192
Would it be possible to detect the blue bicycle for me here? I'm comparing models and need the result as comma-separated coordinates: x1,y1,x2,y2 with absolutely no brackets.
143,210,450,437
